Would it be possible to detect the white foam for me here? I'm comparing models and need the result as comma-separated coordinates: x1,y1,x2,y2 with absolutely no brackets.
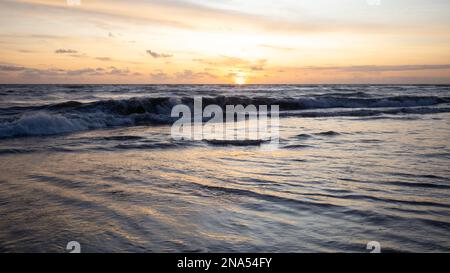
0,112,88,138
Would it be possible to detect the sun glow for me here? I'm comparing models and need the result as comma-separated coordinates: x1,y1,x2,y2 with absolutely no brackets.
234,73,247,85
0,1,449,84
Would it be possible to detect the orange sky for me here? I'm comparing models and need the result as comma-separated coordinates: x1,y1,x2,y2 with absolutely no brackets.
0,0,450,84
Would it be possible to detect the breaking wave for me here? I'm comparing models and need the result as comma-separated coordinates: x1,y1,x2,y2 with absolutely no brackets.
0,94,449,138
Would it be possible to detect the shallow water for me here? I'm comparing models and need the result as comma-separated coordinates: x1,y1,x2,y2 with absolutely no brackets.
0,85,449,252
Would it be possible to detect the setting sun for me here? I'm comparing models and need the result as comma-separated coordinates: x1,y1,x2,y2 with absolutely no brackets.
234,73,247,85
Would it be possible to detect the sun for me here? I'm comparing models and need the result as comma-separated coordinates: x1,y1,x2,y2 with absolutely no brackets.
234,73,247,85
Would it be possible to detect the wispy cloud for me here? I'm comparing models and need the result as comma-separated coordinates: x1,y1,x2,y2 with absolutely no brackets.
0,65,27,72
108,66,131,76
148,69,217,82
1,0,402,35
17,49,36,53
95,57,112,62
55,49,78,54
150,71,170,81
146,50,173,58
52,50,137,64
250,59,267,71
1,0,192,31
193,56,267,71
303,64,450,72
175,69,216,80
0,64,135,78
259,44,295,51
31,34,68,40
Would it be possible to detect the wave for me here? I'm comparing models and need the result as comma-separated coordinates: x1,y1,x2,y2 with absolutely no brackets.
314,131,340,136
2,94,449,114
0,94,449,138
0,110,174,138
203,139,268,146
282,144,313,149
295,133,313,139
280,107,450,118
0,112,89,138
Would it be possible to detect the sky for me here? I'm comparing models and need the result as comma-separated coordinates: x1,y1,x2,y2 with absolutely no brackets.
0,0,450,84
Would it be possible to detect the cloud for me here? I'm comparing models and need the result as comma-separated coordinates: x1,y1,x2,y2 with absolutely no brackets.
95,57,112,61
108,66,131,76
53,51,134,64
193,56,267,71
1,0,192,31
250,59,267,71
259,44,295,51
303,64,450,72
55,49,78,54
147,69,217,82
65,68,97,76
30,34,68,40
175,69,217,80
146,50,173,58
150,71,170,81
17,49,36,53
2,0,442,40
0,64,135,78
68,53,88,58
250,66,264,71
0,65,27,72
220,56,250,66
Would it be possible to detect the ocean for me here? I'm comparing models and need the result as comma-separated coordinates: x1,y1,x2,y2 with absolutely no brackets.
0,84,449,252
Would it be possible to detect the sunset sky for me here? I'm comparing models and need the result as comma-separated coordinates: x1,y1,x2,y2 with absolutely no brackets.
0,0,450,84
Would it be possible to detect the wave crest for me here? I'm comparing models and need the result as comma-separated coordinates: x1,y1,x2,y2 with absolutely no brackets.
0,94,449,138
0,112,88,138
